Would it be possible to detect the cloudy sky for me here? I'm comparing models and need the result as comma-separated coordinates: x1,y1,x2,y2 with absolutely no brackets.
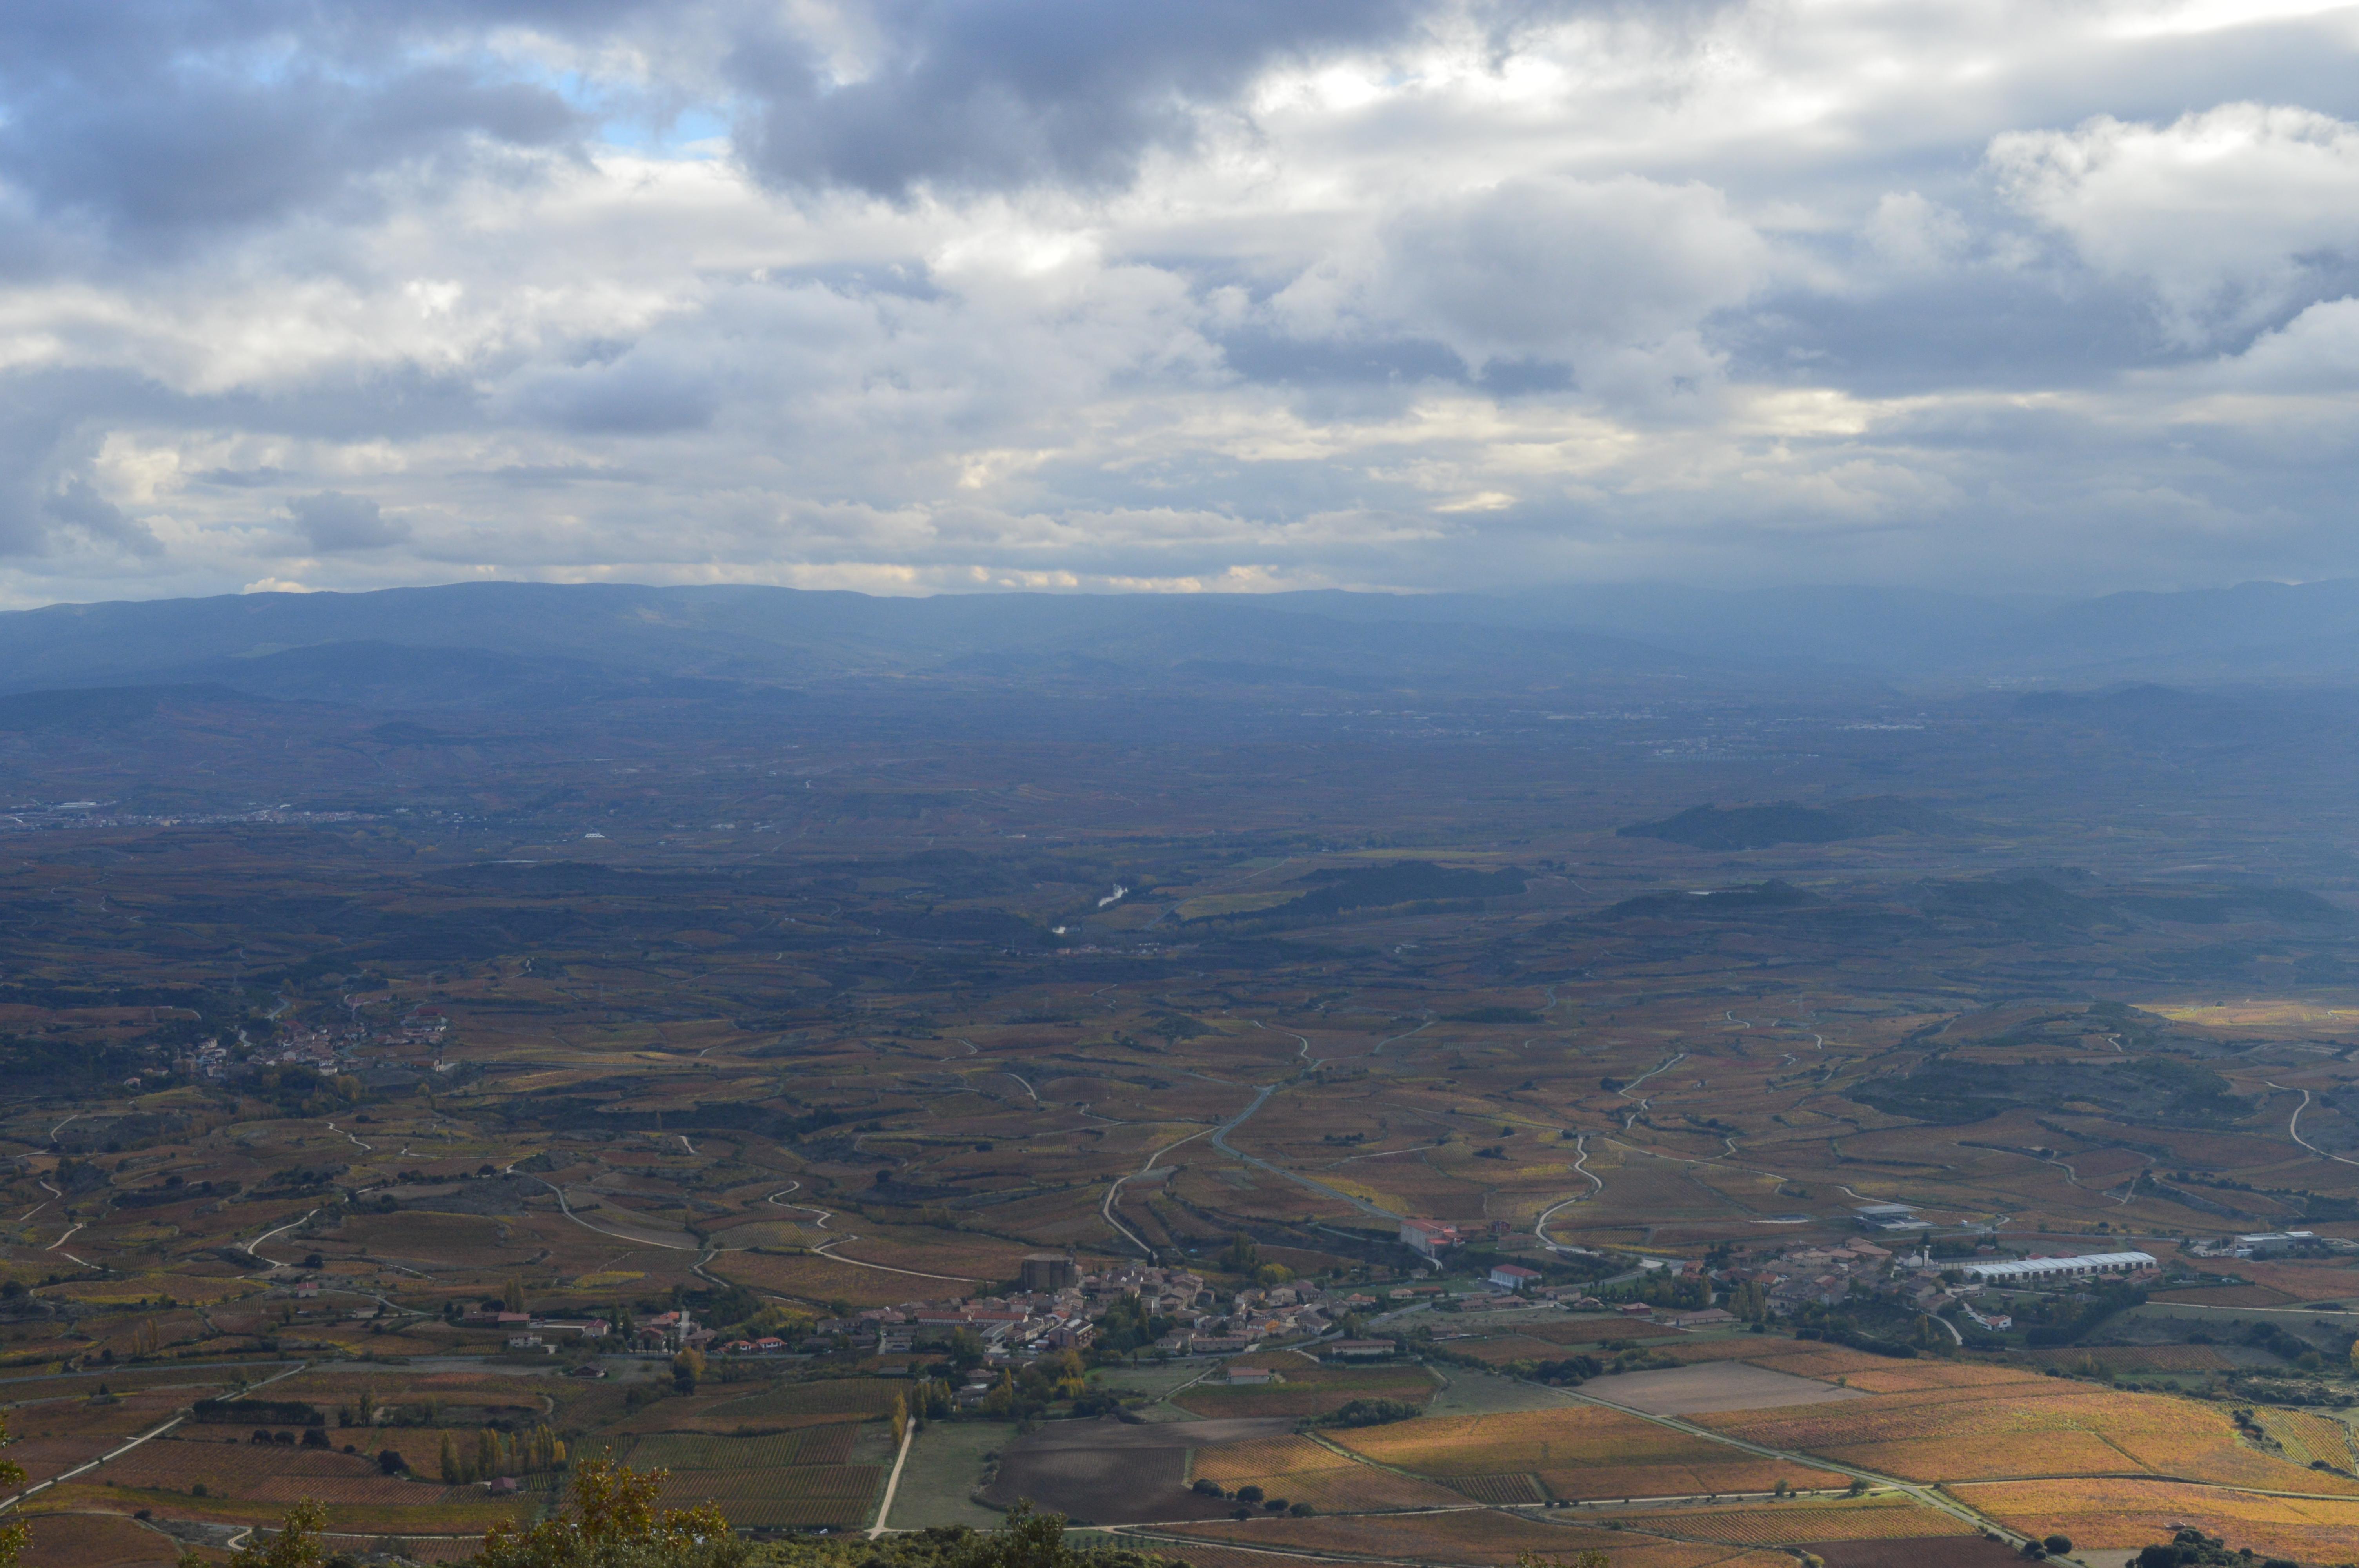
3,0,2357,608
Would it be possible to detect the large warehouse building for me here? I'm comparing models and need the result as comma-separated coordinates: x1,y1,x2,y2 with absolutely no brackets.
1961,1250,2159,1285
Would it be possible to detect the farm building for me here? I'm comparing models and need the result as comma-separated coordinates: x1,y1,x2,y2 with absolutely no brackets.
1961,1250,2157,1285
1400,1218,1463,1257
2232,1231,2319,1258
1225,1365,1279,1385
1021,1253,1079,1290
1487,1263,1543,1290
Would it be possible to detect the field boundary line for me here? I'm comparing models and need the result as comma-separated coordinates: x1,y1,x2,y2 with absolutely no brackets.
530,1178,699,1250
1103,1123,1218,1259
868,1416,917,1537
1540,1376,2027,1548
2264,1082,2359,1169
1106,1525,1422,1565
0,1359,307,1515
1942,1472,2359,1501
242,1208,319,1268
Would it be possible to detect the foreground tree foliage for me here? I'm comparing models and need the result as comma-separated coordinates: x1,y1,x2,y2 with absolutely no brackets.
2130,1528,2296,1568
750,1503,1182,1568
220,1480,1199,1568
0,1412,24,1568
225,1499,331,1568
472,1460,742,1568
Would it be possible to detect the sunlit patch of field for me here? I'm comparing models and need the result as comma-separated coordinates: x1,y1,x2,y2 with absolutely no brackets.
1331,1405,1844,1500
1187,1434,1465,1512
2144,999,2359,1033
1696,1377,2359,1495
1175,892,1301,920
1608,1494,1975,1544
1163,1506,1792,1568
2255,1407,2359,1472
1954,1478,2359,1560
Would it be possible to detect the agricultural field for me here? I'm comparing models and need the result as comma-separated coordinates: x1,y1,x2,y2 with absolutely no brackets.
10,619,2359,1561
1608,1494,1976,1545
1154,1506,1798,1568
1694,1374,2359,1495
1953,1479,2359,1562
1173,1361,1440,1421
14,1510,181,1568
1186,1434,1467,1512
1331,1405,1849,1501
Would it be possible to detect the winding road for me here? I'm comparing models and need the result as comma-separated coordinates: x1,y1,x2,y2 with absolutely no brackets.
243,1208,320,1269
1209,1078,1404,1223
2267,1082,2359,1169
1101,1125,1218,1257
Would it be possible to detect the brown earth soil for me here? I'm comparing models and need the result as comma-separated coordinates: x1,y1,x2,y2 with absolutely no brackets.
983,1417,1297,1525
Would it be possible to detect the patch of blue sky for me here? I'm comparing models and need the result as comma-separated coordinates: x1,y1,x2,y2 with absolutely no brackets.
498,54,731,157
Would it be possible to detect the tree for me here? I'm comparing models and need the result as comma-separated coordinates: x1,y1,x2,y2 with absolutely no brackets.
504,1278,527,1314
0,1412,23,1568
468,1458,742,1568
945,1328,986,1371
2044,1537,2072,1557
442,1432,465,1485
229,1499,329,1568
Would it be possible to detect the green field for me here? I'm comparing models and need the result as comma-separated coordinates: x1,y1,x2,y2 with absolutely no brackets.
888,1421,1010,1530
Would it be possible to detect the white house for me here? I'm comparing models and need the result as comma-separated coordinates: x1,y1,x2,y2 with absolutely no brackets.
1401,1219,1463,1257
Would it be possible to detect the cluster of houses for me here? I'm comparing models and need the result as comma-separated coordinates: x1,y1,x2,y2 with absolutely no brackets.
165,1037,233,1082
158,1004,452,1087
722,1258,1402,1365
1725,1238,1899,1311
783,1261,1225,1360
1153,1271,1391,1355
455,1307,619,1352
2190,1230,2350,1259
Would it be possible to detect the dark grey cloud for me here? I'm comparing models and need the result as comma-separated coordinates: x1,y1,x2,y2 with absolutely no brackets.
728,0,1422,196
45,476,162,556
0,2,591,247
1723,275,2183,397
0,0,2355,607
515,356,720,435
290,491,407,552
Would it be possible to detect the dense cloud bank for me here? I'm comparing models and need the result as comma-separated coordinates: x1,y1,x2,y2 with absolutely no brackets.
1,0,2357,604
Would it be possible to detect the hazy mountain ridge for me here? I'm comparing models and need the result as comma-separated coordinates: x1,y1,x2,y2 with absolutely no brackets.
3,576,2359,710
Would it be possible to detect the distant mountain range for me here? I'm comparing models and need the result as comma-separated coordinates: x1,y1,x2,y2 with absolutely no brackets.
3,576,2359,711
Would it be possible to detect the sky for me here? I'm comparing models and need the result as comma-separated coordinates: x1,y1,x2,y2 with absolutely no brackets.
3,0,2358,608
